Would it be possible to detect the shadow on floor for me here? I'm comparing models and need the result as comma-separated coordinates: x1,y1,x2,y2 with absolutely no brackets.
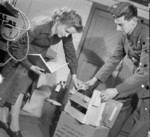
0,110,51,137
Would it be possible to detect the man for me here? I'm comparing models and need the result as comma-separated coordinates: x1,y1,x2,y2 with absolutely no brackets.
84,2,149,137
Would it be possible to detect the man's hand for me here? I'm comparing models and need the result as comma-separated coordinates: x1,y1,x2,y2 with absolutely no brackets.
100,88,119,102
30,65,45,75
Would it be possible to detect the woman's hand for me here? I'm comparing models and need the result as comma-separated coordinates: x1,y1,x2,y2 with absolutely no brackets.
30,65,45,75
72,74,85,90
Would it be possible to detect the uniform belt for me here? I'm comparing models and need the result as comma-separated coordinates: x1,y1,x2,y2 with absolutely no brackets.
137,97,150,111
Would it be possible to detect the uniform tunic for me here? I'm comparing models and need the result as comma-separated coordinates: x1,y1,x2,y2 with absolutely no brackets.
95,22,149,137
0,19,78,105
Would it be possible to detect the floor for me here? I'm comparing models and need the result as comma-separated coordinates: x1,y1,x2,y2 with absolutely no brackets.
0,108,58,137
0,108,130,137
0,111,48,137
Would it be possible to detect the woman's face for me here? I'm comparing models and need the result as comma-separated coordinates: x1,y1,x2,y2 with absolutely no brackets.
56,22,77,38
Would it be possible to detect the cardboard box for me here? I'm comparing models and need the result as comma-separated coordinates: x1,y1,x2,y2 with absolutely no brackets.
65,90,122,127
53,111,109,137
53,90,123,137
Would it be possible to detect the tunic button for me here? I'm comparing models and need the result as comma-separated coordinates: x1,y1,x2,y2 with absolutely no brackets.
145,108,148,110
139,63,142,66
141,84,145,88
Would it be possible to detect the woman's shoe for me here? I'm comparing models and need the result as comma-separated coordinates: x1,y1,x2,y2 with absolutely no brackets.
0,120,8,131
7,128,23,137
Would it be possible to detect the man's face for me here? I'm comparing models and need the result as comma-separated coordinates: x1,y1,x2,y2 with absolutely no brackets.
114,16,134,35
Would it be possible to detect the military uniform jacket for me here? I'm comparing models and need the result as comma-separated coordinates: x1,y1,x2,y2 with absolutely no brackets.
95,22,149,98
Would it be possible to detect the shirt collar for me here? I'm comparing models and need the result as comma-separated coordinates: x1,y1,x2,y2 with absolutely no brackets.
127,21,142,40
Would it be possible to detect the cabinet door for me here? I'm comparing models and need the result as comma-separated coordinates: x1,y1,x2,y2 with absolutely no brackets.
77,6,122,90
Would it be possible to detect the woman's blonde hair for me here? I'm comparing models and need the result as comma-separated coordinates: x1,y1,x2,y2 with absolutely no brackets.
52,7,83,33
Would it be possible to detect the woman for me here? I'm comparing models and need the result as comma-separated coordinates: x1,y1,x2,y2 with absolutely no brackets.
0,7,83,137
